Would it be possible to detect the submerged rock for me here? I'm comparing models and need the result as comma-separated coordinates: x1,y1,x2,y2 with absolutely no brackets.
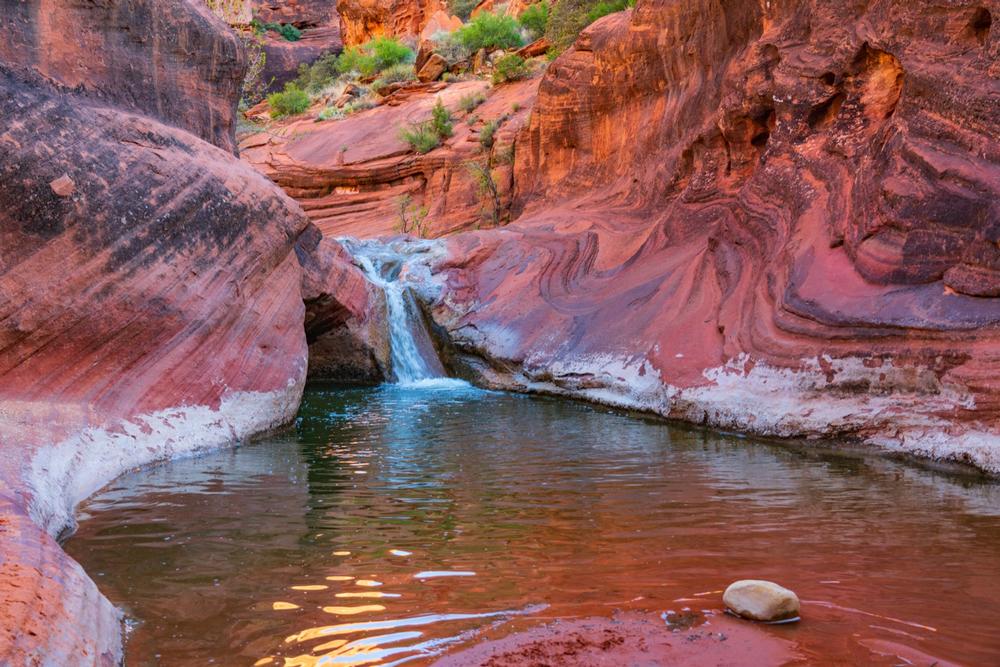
723,580,801,622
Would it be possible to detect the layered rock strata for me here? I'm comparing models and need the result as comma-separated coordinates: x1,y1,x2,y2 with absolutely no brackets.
417,0,1000,473
242,77,538,237
0,1,317,663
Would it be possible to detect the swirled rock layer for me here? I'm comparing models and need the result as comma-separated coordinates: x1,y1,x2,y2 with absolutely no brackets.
424,0,1000,472
0,1,315,663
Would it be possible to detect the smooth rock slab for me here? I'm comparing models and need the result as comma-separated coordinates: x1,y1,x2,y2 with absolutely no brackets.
723,580,801,622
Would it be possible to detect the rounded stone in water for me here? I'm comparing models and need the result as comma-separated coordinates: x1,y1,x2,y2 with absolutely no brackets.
723,580,800,622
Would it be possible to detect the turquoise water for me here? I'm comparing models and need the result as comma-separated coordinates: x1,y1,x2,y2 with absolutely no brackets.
65,383,1000,666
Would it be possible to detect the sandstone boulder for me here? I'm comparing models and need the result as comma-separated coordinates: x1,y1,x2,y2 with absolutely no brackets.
723,581,801,622
418,53,449,82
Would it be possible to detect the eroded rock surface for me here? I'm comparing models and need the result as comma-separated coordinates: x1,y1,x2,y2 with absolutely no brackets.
0,1,316,663
338,0,446,46
253,0,344,90
242,78,538,237
418,1,1000,472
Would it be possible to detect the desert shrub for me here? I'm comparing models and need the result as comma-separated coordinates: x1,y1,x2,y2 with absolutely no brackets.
336,45,379,77
519,1,550,38
458,91,487,112
466,159,504,226
431,98,454,138
433,31,472,64
546,0,633,52
267,84,310,118
457,12,524,52
295,53,340,93
372,62,417,89
479,119,498,149
370,37,415,70
442,72,459,82
343,97,377,114
585,0,633,23
399,122,441,153
492,54,529,84
395,194,431,237
316,106,343,121
336,37,414,79
448,0,479,21
257,21,302,41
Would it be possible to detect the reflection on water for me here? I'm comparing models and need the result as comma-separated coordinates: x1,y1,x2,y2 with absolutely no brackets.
65,383,1000,666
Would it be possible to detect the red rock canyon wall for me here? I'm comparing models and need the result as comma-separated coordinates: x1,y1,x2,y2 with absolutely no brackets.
426,0,1000,472
0,1,319,663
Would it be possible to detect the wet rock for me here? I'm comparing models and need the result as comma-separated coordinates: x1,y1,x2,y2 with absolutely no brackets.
723,580,800,622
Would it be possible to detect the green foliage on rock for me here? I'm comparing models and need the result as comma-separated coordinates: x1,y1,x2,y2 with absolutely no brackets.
399,122,442,153
448,0,479,21
457,11,524,52
546,0,634,53
479,119,498,149
372,62,417,90
492,54,529,84
253,19,302,41
519,1,550,39
431,98,454,138
267,84,310,118
458,91,487,113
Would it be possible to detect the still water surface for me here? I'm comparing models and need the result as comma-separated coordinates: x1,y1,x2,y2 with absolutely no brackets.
66,383,1000,665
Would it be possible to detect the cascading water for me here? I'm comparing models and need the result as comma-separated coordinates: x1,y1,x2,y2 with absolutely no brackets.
343,239,457,387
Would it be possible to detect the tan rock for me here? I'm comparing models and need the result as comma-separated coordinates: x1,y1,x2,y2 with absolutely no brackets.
49,174,75,197
723,580,800,622
417,53,449,82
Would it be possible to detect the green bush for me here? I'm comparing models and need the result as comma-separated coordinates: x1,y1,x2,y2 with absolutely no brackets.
457,12,524,52
335,37,413,79
585,0,633,23
519,1,550,39
448,0,479,21
317,106,344,121
400,122,441,153
433,31,472,64
370,37,415,70
267,84,310,118
258,21,302,41
295,53,340,93
372,62,416,90
431,98,453,138
458,91,487,113
546,0,633,52
343,98,377,114
492,54,529,84
337,45,379,77
479,119,498,149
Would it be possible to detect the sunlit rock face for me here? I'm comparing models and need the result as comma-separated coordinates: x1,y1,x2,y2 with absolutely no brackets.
338,0,446,46
426,0,1000,472
0,1,313,663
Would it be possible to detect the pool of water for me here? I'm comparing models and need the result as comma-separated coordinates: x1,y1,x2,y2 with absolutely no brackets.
65,383,1000,666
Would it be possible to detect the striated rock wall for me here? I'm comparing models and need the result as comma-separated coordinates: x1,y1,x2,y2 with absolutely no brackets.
0,0,246,153
242,78,538,237
424,0,1000,472
0,1,322,663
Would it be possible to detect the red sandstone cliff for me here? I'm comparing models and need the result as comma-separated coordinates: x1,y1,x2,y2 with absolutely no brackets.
423,0,1000,471
0,1,348,663
338,0,447,45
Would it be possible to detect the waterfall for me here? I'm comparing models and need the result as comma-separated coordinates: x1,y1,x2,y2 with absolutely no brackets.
346,240,453,387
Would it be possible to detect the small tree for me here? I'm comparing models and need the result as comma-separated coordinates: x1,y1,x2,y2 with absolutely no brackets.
395,194,431,237
466,160,504,227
